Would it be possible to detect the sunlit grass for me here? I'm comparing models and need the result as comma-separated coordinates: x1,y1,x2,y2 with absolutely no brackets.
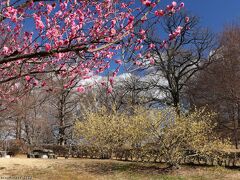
0,158,240,180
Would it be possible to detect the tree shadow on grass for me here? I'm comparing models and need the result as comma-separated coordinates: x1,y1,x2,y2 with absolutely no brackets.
81,161,172,176
184,162,240,170
68,159,240,177
224,166,240,170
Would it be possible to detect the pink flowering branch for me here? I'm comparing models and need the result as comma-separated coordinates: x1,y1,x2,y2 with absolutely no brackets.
0,0,186,103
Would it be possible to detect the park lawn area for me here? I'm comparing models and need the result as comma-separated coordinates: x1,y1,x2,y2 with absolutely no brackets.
0,157,240,180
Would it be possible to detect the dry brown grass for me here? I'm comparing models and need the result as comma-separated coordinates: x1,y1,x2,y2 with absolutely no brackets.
0,156,240,180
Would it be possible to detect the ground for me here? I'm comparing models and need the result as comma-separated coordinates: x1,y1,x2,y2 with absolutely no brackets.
0,156,240,180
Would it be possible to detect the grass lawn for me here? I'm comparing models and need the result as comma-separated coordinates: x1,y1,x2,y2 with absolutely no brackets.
0,156,240,180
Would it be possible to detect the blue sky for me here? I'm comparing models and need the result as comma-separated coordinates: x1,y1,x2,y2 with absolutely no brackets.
23,1,240,33
21,0,240,76
183,0,240,32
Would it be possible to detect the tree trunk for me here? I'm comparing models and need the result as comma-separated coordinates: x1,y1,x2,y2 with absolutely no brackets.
172,91,180,116
232,105,238,149
16,118,22,140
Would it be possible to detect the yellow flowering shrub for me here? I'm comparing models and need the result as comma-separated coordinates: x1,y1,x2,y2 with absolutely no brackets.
74,107,230,166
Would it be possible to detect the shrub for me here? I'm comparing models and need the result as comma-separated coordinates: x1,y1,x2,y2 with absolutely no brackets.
74,107,230,167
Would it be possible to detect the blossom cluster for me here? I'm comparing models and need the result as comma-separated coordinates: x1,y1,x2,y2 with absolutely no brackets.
0,0,187,102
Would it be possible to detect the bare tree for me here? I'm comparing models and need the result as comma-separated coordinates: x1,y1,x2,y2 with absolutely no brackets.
187,24,240,148
89,74,152,113
129,12,216,114
46,75,82,145
0,88,53,146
